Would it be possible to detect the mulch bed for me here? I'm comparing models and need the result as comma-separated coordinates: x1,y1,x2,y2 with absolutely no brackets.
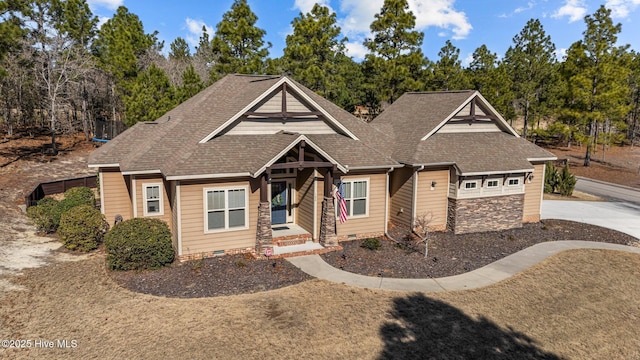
110,219,639,298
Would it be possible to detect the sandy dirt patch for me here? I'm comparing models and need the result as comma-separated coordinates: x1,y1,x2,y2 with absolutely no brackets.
0,135,94,297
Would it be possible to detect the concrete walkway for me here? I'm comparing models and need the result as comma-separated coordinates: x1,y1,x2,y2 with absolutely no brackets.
287,241,640,292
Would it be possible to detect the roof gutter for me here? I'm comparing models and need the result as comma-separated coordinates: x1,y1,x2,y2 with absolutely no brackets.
166,172,253,181
459,168,534,177
88,163,120,168
527,157,557,162
121,169,162,176
347,164,403,171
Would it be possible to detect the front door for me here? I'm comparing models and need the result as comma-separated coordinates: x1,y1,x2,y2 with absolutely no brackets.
271,181,287,225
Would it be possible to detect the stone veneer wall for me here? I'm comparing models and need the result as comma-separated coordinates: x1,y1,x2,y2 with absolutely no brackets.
319,197,338,247
255,202,272,253
447,194,524,234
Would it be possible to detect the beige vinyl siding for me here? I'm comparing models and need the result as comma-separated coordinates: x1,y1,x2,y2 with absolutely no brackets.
389,167,414,228
336,172,386,236
134,175,172,231
523,163,545,222
296,168,315,236
101,168,132,227
416,169,450,230
438,122,501,133
227,117,335,135
179,178,258,255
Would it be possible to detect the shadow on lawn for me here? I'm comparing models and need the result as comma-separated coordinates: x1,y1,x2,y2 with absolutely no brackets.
379,294,562,360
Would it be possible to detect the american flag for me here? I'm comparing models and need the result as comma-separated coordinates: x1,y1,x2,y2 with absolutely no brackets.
336,182,348,223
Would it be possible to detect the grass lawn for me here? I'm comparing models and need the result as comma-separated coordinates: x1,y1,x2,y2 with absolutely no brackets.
1,249,640,359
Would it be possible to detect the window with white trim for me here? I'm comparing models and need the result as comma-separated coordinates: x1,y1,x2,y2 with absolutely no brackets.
143,183,163,216
205,187,248,231
486,180,499,188
464,181,477,190
508,178,520,186
338,179,369,217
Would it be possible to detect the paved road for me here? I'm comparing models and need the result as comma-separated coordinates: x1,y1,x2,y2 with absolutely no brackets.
576,176,640,205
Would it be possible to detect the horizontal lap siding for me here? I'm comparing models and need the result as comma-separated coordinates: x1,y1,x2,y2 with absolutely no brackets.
101,169,132,227
179,179,258,255
416,169,450,230
296,169,315,236
523,163,544,222
336,172,386,236
389,167,413,228
134,175,172,231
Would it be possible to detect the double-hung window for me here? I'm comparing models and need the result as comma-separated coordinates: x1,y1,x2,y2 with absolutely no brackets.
143,183,163,216
340,179,369,217
205,187,248,231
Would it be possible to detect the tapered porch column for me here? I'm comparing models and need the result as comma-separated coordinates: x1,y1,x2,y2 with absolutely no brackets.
319,167,338,247
256,172,272,254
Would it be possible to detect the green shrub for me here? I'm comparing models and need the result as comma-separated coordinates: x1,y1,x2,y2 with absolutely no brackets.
52,187,96,226
361,237,381,251
557,163,577,196
105,218,175,270
58,205,108,252
544,162,560,194
26,197,59,233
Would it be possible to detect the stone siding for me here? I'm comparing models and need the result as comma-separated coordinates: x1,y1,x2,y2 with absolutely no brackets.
447,194,524,234
319,197,338,247
255,202,272,253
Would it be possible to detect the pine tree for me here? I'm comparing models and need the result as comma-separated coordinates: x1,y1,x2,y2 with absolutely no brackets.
92,6,154,83
431,40,470,91
169,37,191,62
468,44,515,121
123,64,176,125
210,0,270,80
92,6,155,125
282,4,346,103
0,0,26,78
177,64,203,103
363,0,425,111
504,19,558,139
562,6,631,166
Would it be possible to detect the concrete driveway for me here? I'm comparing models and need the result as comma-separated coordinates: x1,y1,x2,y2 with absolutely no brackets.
542,200,640,239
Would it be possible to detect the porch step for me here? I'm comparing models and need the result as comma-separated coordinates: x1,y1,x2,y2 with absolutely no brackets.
273,233,312,247
268,241,341,258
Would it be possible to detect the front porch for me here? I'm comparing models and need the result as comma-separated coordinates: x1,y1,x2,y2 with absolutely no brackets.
255,139,342,255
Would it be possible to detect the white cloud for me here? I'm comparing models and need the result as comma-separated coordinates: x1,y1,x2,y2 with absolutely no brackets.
556,48,568,60
551,0,587,23
345,40,368,61
605,0,640,18
87,0,123,11
462,53,473,67
293,0,332,14
184,18,214,49
410,0,472,39
338,0,472,41
97,16,110,29
514,1,535,14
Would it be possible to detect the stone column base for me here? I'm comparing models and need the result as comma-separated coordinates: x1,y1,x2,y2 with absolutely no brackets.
256,202,273,254
319,197,338,247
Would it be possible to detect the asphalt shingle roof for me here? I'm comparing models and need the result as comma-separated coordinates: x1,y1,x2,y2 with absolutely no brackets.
89,74,399,176
370,91,556,173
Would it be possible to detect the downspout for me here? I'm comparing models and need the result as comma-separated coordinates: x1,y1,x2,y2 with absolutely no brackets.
411,165,424,229
384,167,393,234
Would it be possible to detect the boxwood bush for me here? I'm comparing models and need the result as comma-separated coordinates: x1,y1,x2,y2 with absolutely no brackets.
26,187,97,232
26,197,59,233
105,218,175,270
58,205,108,252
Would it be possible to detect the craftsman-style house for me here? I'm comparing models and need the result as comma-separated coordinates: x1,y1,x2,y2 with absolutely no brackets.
89,75,556,259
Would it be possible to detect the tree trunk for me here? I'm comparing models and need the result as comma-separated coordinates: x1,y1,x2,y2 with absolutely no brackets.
50,99,57,155
584,119,596,167
522,99,529,140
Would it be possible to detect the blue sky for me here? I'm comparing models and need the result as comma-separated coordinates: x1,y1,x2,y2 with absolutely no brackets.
87,0,640,64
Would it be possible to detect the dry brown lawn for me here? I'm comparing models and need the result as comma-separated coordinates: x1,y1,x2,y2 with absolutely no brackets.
1,249,640,359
